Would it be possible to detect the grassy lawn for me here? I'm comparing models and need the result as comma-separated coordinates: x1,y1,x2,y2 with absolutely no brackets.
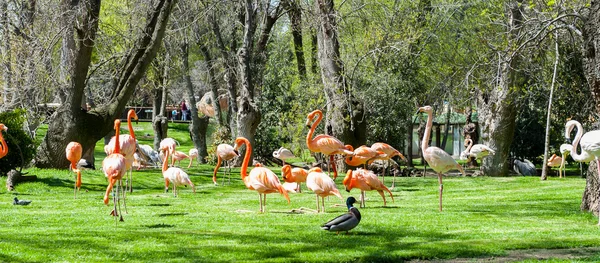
2,123,600,262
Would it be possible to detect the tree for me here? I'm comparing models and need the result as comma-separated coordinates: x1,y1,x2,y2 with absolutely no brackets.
35,0,178,168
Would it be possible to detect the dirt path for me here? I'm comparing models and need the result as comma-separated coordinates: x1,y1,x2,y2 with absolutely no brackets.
408,247,600,262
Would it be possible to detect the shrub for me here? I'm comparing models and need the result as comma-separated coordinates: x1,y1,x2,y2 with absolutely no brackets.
0,109,36,176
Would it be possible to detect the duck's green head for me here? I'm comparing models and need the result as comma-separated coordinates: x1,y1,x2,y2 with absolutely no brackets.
346,197,357,209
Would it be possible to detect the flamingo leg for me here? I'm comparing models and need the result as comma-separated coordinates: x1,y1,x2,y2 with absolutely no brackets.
122,179,128,214
315,194,320,213
173,183,177,197
361,191,366,208
129,169,133,193
74,173,77,199
378,190,386,206
438,173,444,212
559,157,565,178
259,193,264,213
321,196,325,213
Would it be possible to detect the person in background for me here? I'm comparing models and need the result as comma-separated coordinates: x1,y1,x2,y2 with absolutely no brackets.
181,100,189,121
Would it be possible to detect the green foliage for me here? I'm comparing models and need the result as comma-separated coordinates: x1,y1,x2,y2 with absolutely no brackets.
0,109,36,176
206,125,232,165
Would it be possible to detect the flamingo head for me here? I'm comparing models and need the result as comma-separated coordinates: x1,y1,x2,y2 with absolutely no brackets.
308,167,323,174
417,105,433,115
128,109,139,124
306,109,322,128
281,165,292,181
564,120,579,143
0,124,6,132
234,137,246,151
114,119,121,130
342,170,353,191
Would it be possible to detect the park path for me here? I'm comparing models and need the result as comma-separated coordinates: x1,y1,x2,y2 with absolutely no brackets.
408,247,600,262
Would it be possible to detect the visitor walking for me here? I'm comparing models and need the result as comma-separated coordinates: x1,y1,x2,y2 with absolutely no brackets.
181,100,189,121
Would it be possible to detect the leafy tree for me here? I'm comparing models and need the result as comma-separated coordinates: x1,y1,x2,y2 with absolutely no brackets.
0,109,35,176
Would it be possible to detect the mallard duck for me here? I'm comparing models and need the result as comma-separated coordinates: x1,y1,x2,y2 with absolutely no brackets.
321,197,361,234
13,197,31,206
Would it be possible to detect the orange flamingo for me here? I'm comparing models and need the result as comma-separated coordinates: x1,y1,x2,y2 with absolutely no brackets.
171,150,189,167
417,105,465,212
212,143,239,185
281,165,308,193
106,109,138,193
306,167,343,213
344,145,387,168
102,119,127,222
65,141,83,198
234,137,290,213
370,142,408,183
188,148,199,168
162,148,195,197
0,124,7,159
343,168,394,207
305,109,354,179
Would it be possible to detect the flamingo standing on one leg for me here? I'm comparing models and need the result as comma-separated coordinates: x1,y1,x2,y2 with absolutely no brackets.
565,120,600,224
305,109,354,180
559,143,573,178
102,120,127,223
188,148,198,168
370,142,407,185
417,106,465,212
234,137,290,213
106,109,138,193
306,167,343,213
162,148,196,197
212,143,239,185
281,165,308,193
343,168,394,208
0,124,8,159
66,142,83,198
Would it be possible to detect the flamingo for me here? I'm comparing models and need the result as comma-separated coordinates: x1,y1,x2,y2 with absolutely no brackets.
159,138,177,165
306,167,343,213
65,141,83,198
417,105,465,212
0,124,7,159
212,143,239,185
460,138,496,173
171,150,189,167
281,164,308,193
106,109,138,193
559,144,573,178
234,137,290,213
565,120,600,224
102,119,127,222
547,154,563,176
162,148,195,197
305,109,354,180
344,145,387,169
188,148,199,168
273,147,295,165
370,142,407,184
342,168,394,208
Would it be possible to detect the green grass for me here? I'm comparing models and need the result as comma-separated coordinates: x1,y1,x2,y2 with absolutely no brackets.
2,123,600,262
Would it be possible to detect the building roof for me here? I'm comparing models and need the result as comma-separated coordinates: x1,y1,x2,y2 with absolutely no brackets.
413,111,478,125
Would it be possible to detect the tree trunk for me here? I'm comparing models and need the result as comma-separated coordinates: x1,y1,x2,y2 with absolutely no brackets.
181,41,209,162
541,36,560,181
315,0,366,173
0,0,11,107
200,45,225,127
581,0,600,210
463,107,478,167
152,52,170,150
35,0,177,168
407,121,414,168
282,0,306,78
477,0,524,177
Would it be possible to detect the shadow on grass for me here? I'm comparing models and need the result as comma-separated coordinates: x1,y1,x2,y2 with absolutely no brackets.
144,223,175,228
157,212,188,217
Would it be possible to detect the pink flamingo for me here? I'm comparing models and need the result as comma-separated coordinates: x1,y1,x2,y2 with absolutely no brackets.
306,167,343,213
344,145,387,168
305,109,354,180
171,150,189,167
106,109,138,193
65,141,83,198
188,148,199,168
546,154,563,176
160,138,177,165
417,105,465,212
162,148,195,197
370,142,408,183
0,124,7,159
102,119,127,222
342,168,394,207
281,164,308,193
234,137,290,213
212,143,239,185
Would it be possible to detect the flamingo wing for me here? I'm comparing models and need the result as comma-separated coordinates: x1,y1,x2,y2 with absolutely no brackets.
424,147,460,174
311,134,352,155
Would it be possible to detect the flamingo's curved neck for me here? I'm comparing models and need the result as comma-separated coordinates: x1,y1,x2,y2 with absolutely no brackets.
421,110,433,151
240,138,252,180
465,139,473,152
570,121,585,160
306,111,322,151
162,148,170,172
0,131,7,158
114,122,121,154
127,111,136,140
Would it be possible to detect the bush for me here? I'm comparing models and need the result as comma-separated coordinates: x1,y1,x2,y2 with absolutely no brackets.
0,109,36,176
